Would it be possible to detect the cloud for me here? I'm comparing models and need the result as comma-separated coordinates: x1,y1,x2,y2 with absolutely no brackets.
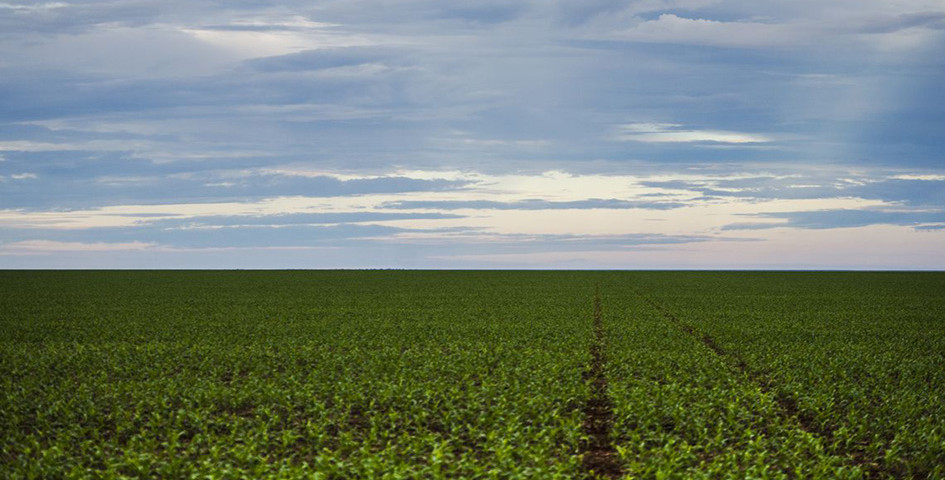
592,9,945,50
613,123,773,144
605,14,804,48
849,178,945,207
0,1,161,35
723,209,945,230
379,198,686,210
1,0,945,268
892,174,945,181
0,240,155,255
0,160,471,209
0,3,68,12
0,140,140,152
245,46,405,73
641,175,945,207
153,211,464,229
181,19,378,61
854,11,945,34
0,187,469,230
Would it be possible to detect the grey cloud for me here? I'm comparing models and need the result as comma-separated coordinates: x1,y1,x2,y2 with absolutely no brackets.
304,0,530,28
854,11,945,34
379,198,687,210
0,152,470,208
4,0,943,174
640,177,945,206
554,0,630,27
477,232,722,247
136,223,408,248
434,3,528,24
638,180,706,191
723,209,945,230
849,179,945,207
246,47,408,73
697,187,840,200
0,1,163,36
2,0,945,269
148,212,464,228
0,227,740,270
0,223,717,253
0,223,409,249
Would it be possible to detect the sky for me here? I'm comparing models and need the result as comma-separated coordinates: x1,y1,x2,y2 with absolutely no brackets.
1,0,944,269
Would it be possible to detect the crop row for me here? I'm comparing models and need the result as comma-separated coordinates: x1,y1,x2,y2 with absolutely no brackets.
599,281,859,478
624,272,945,478
1,271,592,478
3,271,942,479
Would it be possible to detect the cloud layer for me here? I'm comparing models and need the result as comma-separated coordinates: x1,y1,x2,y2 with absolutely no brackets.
1,0,944,268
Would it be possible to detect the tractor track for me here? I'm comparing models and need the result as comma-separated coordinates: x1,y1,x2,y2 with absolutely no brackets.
636,292,887,479
580,288,622,479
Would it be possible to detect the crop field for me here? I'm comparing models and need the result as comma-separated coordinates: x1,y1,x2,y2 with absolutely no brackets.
2,271,944,479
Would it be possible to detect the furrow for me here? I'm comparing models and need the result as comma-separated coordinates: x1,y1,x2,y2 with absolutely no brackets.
637,292,886,479
580,288,622,479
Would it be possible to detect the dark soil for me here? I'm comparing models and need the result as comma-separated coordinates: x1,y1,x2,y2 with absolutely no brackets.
580,289,622,479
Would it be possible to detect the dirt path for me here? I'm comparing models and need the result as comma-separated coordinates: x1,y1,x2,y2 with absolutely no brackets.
637,292,885,479
580,288,622,479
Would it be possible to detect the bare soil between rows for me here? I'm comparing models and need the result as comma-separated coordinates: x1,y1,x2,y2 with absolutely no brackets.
638,293,889,479
580,290,622,479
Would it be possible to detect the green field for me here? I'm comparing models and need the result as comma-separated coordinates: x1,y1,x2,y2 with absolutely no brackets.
2,271,943,479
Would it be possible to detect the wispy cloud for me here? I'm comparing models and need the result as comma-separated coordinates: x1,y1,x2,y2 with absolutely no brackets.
9,173,37,180
379,198,686,211
180,17,379,60
1,0,944,268
0,240,155,255
613,123,773,144
613,14,803,49
723,208,945,231
0,2,68,12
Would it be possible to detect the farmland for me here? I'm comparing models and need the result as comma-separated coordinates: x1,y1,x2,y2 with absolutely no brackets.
2,271,944,478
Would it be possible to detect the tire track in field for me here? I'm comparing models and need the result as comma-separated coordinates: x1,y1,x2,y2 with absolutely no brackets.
636,292,884,479
580,288,622,479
